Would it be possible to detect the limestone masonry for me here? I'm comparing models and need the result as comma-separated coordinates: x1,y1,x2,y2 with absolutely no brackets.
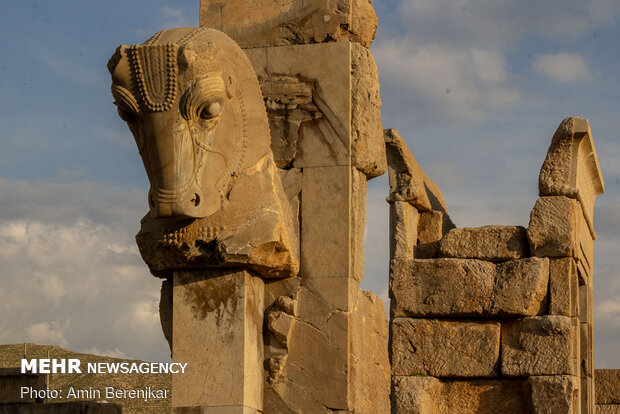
100,0,616,413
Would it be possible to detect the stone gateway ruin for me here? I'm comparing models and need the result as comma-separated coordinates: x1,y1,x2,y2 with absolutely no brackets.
106,1,617,413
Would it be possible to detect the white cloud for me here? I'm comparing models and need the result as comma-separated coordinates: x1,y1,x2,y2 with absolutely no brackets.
532,53,590,82
373,39,519,120
26,320,70,347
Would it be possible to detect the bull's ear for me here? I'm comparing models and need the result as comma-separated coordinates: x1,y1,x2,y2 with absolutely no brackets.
107,44,129,76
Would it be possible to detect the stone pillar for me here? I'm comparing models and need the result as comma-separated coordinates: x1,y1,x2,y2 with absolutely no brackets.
200,1,391,412
171,269,264,413
528,116,605,414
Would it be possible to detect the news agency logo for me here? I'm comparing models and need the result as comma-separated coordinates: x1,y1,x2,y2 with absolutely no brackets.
20,359,188,374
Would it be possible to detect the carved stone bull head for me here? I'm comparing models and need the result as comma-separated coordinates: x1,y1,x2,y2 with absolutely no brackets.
108,27,271,219
108,28,299,279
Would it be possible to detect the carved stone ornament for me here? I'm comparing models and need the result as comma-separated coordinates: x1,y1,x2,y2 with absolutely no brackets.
108,28,299,278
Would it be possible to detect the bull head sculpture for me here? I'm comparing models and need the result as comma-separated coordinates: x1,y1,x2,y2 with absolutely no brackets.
108,28,299,279
108,27,271,219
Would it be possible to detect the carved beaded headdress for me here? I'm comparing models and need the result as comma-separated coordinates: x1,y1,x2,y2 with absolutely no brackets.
127,28,204,112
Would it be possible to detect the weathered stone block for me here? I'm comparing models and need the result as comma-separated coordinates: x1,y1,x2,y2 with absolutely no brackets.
502,316,578,377
389,201,419,260
528,196,583,258
265,286,389,413
300,165,350,279
539,117,604,240
200,0,377,48
438,225,528,261
0,368,46,404
172,270,264,411
391,318,500,377
350,291,390,413
245,42,385,177
391,376,439,413
390,258,549,317
528,375,580,414
596,369,620,404
549,258,579,317
391,376,529,414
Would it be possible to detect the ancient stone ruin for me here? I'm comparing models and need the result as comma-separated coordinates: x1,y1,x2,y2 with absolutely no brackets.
387,118,605,413
105,1,617,413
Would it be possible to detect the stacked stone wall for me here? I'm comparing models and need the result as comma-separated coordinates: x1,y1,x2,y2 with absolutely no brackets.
387,117,604,413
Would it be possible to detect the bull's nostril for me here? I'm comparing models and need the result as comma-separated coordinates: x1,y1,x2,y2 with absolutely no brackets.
149,195,156,208
191,193,201,207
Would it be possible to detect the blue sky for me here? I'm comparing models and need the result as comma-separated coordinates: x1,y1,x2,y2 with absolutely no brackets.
0,1,618,366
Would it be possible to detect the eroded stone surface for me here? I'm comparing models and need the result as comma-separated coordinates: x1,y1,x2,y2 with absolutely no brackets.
392,376,529,414
539,116,604,239
245,42,385,178
598,405,620,414
549,258,579,317
528,196,582,258
391,318,500,377
502,316,579,377
390,201,419,260
528,375,580,414
264,286,389,413
390,258,549,317
136,155,299,279
596,369,620,404
172,269,264,411
200,0,377,48
439,225,528,261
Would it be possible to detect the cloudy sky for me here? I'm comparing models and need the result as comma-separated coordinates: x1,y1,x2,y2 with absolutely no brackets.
0,1,618,367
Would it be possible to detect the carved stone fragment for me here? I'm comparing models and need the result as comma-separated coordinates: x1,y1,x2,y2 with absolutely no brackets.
539,116,604,239
245,42,385,178
200,0,378,48
391,318,500,377
390,258,549,317
549,258,579,317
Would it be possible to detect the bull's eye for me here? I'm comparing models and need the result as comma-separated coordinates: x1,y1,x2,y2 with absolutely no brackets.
198,101,222,120
117,106,137,123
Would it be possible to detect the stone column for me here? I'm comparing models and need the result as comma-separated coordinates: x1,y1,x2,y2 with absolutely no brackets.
200,1,391,412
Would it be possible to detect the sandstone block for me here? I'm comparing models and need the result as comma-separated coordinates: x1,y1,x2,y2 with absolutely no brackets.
390,201,419,260
391,376,440,413
384,128,451,214
549,258,579,317
527,196,583,258
502,316,578,377
200,0,377,48
392,376,529,414
172,270,264,411
350,291,390,413
528,375,580,414
539,117,604,239
391,318,500,377
390,258,549,317
265,286,389,413
245,42,385,178
596,369,620,404
439,225,528,261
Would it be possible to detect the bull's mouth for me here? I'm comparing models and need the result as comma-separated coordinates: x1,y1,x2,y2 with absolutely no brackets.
148,183,219,219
